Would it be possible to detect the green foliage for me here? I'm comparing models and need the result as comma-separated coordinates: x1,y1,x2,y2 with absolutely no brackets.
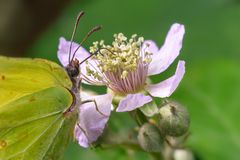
176,60,240,160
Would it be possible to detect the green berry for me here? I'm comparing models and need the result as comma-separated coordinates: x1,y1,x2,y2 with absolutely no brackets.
137,123,164,152
158,101,190,137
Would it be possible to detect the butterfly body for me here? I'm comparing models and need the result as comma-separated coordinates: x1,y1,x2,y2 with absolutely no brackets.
63,59,82,116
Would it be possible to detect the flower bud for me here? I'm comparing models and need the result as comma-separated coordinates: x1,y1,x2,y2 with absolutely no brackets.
137,123,164,152
158,101,190,137
173,149,194,160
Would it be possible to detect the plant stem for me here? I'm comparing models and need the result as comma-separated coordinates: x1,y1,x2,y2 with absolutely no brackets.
129,109,148,126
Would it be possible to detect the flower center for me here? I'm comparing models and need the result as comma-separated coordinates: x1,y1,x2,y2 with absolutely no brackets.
85,33,152,95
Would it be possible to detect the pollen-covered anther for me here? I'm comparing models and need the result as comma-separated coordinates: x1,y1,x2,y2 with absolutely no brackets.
85,33,153,94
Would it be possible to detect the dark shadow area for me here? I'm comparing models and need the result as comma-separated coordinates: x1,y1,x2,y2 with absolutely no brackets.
0,0,72,56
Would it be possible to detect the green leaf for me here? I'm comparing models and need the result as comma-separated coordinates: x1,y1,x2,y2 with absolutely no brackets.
174,60,240,160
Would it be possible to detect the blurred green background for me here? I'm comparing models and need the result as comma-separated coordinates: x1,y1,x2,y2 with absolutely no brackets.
1,0,240,159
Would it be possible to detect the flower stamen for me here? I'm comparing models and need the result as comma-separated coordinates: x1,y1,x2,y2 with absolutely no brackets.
84,33,153,95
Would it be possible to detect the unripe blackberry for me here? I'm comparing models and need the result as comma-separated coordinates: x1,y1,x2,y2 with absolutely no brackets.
158,101,190,137
137,123,164,152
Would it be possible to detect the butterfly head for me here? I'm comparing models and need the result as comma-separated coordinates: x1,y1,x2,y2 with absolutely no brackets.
66,59,80,78
66,11,101,79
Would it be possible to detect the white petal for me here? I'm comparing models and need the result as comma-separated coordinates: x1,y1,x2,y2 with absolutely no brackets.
146,60,185,98
148,23,185,76
57,37,105,85
116,93,152,112
74,93,113,147
141,40,159,55
57,37,90,67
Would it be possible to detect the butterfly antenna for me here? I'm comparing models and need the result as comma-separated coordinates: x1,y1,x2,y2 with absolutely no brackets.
71,25,102,62
79,48,101,65
68,11,85,63
79,47,112,65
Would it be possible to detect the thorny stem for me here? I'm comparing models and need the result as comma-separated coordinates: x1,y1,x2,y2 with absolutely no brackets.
127,103,189,160
99,129,163,160
99,111,189,160
100,98,189,160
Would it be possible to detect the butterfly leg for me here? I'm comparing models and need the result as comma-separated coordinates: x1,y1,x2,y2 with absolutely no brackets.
81,99,108,117
76,123,93,147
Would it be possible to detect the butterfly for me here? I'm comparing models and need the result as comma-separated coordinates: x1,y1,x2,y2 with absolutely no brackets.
0,11,112,160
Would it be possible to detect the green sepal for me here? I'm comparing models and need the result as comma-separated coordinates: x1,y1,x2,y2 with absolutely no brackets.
129,109,148,126
139,101,158,117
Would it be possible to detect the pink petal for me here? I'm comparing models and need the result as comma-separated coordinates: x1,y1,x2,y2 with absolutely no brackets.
141,40,159,55
74,93,113,148
148,23,185,76
116,93,152,112
57,37,90,67
57,37,104,85
146,60,185,98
